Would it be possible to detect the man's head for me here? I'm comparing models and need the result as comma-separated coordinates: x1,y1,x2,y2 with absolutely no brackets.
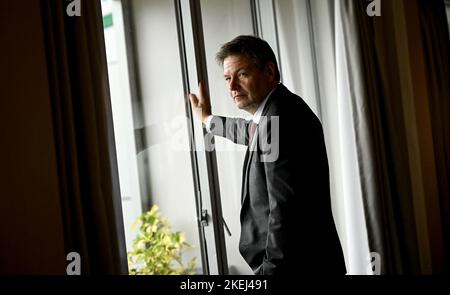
216,35,280,114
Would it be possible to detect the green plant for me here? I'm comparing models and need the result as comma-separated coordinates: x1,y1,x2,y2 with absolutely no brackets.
127,205,196,275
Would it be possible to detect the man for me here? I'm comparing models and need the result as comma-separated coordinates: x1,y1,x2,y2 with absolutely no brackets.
190,35,346,275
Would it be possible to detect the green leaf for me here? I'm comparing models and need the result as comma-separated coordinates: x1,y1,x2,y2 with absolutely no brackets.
127,204,197,275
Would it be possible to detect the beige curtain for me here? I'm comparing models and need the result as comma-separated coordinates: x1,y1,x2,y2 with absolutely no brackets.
40,0,128,274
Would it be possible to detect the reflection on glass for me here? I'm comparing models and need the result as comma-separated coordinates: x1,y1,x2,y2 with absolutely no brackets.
201,0,255,275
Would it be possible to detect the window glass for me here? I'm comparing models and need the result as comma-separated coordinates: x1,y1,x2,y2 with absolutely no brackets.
200,0,255,275
102,0,203,274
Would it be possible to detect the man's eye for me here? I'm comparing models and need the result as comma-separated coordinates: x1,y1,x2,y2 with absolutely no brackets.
225,77,231,82
239,72,247,78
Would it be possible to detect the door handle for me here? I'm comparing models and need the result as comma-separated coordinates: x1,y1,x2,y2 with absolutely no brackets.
222,217,232,237
200,209,231,236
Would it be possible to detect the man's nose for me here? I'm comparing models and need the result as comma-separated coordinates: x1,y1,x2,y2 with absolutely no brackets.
229,77,240,91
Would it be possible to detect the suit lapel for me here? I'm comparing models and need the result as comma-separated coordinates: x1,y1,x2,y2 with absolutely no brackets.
240,84,285,206
241,143,257,205
241,147,250,205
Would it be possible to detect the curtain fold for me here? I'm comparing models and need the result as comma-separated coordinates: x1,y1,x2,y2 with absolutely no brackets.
275,0,374,274
40,0,128,274
333,0,373,274
417,0,450,273
344,0,418,275
347,0,450,274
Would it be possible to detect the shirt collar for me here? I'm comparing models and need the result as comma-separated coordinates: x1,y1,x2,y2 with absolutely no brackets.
252,84,278,124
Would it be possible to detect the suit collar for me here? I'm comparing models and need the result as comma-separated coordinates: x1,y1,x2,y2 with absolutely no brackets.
252,84,278,124
260,83,288,118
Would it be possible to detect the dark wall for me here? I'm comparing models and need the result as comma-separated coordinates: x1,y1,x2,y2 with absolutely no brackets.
0,1,66,274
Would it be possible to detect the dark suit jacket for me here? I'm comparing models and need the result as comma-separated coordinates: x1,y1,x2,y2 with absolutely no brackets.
209,84,346,275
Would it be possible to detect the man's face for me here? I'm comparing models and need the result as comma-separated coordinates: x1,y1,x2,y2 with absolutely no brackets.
223,54,275,114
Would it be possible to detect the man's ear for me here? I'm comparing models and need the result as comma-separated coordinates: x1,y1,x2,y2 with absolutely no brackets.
265,62,276,80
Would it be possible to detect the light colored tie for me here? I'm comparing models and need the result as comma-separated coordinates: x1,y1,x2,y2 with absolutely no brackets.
249,121,258,146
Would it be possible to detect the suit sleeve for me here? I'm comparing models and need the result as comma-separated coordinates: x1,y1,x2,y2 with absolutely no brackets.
208,116,251,146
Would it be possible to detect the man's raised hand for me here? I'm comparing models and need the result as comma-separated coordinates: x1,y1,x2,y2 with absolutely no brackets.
189,81,212,124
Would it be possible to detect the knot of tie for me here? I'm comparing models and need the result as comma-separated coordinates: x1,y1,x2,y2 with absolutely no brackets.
249,121,258,145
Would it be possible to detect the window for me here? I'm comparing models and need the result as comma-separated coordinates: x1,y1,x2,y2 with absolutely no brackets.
101,0,207,274
101,0,370,275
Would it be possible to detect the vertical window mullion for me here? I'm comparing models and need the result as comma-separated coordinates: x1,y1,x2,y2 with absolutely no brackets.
174,0,211,275
188,0,229,275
